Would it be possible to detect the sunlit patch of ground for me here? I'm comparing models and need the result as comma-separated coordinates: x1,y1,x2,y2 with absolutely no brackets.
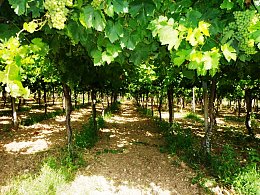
83,101,203,195
0,116,11,125
58,175,172,195
4,139,49,154
106,115,146,124
0,103,97,186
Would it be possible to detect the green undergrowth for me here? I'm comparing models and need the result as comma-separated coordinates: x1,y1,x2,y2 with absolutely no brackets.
74,115,105,149
74,102,121,149
96,148,125,155
4,148,85,195
184,112,204,123
21,109,64,126
224,115,245,123
74,102,91,110
138,106,260,194
137,106,153,117
104,101,121,118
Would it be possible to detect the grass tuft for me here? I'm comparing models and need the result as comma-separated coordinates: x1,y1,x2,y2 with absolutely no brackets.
5,147,86,195
21,109,64,126
184,112,204,123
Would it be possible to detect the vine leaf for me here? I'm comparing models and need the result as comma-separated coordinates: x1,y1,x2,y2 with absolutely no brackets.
8,0,27,15
159,26,179,50
173,49,191,66
79,6,106,31
221,43,237,62
105,21,123,43
23,21,38,33
112,0,129,14
220,0,234,10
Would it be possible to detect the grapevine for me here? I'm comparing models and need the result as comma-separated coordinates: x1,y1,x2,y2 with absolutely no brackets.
224,10,260,55
44,0,73,30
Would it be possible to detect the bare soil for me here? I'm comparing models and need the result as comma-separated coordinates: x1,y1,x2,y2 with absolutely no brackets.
0,101,206,194
70,101,205,194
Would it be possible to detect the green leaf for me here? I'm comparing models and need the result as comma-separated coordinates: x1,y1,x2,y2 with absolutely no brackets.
104,4,114,17
5,63,21,81
221,30,234,44
221,43,237,62
112,0,129,14
79,6,94,29
220,0,234,10
8,0,27,15
158,26,179,50
23,21,38,33
183,69,195,79
6,81,30,98
0,24,19,41
185,10,202,27
172,49,191,66
27,0,44,18
105,20,123,43
120,29,137,50
250,30,260,43
65,20,81,44
188,61,201,70
198,21,210,37
130,43,153,65
91,49,102,66
102,51,114,64
106,43,121,58
80,6,106,31
93,11,106,31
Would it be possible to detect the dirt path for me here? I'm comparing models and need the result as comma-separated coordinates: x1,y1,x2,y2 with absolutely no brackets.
65,101,205,195
0,105,94,185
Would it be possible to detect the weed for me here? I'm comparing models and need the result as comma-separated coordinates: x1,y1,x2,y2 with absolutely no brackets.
233,163,260,195
211,144,240,184
21,109,64,126
74,115,105,149
18,107,31,112
96,148,124,155
184,112,204,123
5,147,85,195
74,123,97,149
5,164,67,195
0,110,12,117
247,148,260,164
105,101,121,114
97,115,105,129
224,116,245,123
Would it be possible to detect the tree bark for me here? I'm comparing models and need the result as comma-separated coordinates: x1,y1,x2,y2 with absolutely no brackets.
146,92,149,110
52,85,55,105
18,98,22,111
82,90,85,105
151,96,154,117
62,83,73,151
88,91,90,104
192,87,196,113
91,89,97,133
238,98,241,117
74,87,78,108
107,95,110,107
167,85,174,124
43,81,47,115
11,97,18,129
37,89,41,106
202,81,210,154
203,78,217,155
245,88,253,136
255,98,258,112
159,94,163,121
2,85,7,108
